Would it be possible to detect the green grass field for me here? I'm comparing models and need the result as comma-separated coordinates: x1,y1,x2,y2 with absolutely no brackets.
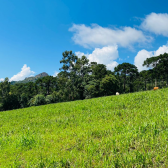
0,89,168,167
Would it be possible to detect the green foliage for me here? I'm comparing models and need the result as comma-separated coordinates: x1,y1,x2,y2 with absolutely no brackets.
2,94,20,111
143,53,168,86
2,51,168,112
0,77,10,98
20,93,29,108
0,103,2,111
39,76,55,95
84,79,100,98
100,74,119,96
115,63,139,93
45,95,54,104
29,94,46,106
51,91,58,102
91,63,108,80
0,89,168,167
59,50,78,73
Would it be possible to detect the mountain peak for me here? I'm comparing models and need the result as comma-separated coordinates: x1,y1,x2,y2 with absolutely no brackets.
35,72,49,78
11,72,49,85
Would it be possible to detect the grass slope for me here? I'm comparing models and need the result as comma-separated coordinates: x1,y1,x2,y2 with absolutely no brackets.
0,89,168,167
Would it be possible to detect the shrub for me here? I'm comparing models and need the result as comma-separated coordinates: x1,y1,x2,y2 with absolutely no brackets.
29,94,46,106
45,95,54,104
51,91,58,102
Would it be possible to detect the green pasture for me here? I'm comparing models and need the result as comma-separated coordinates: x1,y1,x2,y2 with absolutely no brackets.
0,89,168,167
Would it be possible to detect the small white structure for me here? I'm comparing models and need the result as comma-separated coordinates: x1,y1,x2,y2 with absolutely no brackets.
116,92,119,95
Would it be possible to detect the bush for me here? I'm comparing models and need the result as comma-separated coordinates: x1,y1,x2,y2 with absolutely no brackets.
51,91,58,102
29,94,46,106
45,95,54,104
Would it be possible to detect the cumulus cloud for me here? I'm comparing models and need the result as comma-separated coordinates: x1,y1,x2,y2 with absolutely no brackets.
87,45,118,64
75,51,85,58
134,50,153,71
53,71,59,77
106,61,118,71
69,24,151,49
134,44,168,71
10,64,35,81
154,45,168,56
75,45,119,71
0,78,4,82
141,13,168,36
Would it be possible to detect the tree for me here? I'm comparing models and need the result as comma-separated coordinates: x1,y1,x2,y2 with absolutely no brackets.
36,78,45,95
20,93,29,108
91,64,108,80
59,51,92,100
143,53,168,86
2,93,20,111
114,63,138,93
75,56,92,99
59,50,78,75
75,56,90,77
10,83,25,96
25,82,36,99
100,74,119,96
84,79,100,99
59,51,78,100
143,55,159,87
139,70,150,91
0,77,10,99
41,76,55,95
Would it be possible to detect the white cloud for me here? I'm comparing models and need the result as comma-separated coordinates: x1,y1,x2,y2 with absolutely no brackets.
134,44,168,71
88,45,118,64
154,45,168,56
10,64,35,81
75,51,85,58
141,13,168,36
0,78,4,82
134,50,153,71
107,61,118,71
53,71,59,77
69,24,151,49
75,45,119,71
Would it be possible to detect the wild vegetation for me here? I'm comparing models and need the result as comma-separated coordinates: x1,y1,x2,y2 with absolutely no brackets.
1,51,168,112
0,88,168,167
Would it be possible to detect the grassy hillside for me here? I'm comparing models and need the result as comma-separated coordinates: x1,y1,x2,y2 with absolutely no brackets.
0,89,168,167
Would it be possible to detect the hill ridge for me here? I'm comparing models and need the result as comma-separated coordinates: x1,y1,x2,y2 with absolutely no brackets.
10,72,49,85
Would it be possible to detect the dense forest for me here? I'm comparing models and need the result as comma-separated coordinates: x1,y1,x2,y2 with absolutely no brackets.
0,51,168,111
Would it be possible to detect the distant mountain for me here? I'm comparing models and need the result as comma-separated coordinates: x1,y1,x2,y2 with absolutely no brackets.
35,72,49,78
10,72,49,85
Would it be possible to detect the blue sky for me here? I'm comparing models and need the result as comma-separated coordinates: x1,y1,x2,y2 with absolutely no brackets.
0,0,168,81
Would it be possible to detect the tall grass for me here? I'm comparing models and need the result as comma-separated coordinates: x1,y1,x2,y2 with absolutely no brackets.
0,88,168,167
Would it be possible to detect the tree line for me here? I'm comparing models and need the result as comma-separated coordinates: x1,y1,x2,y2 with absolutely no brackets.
0,51,168,111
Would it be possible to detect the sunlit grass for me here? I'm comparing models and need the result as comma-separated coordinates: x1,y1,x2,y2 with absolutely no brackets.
0,89,168,167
